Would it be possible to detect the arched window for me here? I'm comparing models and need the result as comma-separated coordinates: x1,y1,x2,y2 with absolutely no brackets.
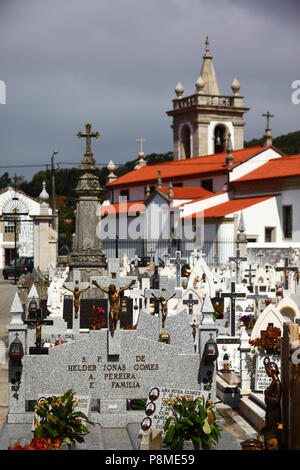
214,124,228,153
180,125,191,159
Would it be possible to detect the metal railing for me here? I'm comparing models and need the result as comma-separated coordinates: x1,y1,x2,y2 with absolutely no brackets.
102,239,235,266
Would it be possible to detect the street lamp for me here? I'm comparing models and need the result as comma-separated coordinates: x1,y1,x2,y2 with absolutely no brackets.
51,151,58,232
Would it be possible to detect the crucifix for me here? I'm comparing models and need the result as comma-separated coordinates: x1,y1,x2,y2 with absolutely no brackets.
244,265,256,287
229,249,247,284
190,319,200,351
63,280,90,319
136,136,146,154
24,308,53,354
256,250,264,268
247,285,268,315
91,259,136,348
170,251,187,287
147,247,156,263
144,281,181,335
276,257,299,291
262,111,275,131
221,282,246,337
190,249,204,268
63,271,90,334
77,122,100,167
183,293,199,315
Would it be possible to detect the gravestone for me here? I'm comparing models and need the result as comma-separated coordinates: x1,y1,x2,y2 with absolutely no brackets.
6,286,218,427
254,354,281,392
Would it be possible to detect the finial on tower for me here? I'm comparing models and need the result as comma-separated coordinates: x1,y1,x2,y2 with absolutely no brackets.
106,160,117,184
195,75,205,94
156,170,162,189
225,134,234,166
39,180,49,207
175,81,184,99
238,211,246,233
204,36,212,58
168,182,174,199
231,77,240,95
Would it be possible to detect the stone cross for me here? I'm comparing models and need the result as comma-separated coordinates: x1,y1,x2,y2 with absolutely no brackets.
247,285,268,315
136,136,146,154
213,253,219,267
262,111,275,130
147,248,156,262
221,282,246,337
162,252,171,267
77,122,100,159
183,293,199,315
256,250,264,268
91,259,136,290
170,251,187,287
131,254,141,268
244,265,256,286
276,257,299,291
229,249,247,284
190,249,204,267
24,308,53,353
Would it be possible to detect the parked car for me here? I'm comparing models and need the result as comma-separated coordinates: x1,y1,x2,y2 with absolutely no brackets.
3,257,34,279
137,256,165,267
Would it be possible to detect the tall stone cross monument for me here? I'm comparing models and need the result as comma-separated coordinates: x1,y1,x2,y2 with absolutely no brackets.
70,123,107,283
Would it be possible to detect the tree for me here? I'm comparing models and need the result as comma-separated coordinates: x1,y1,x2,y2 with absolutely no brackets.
0,172,11,189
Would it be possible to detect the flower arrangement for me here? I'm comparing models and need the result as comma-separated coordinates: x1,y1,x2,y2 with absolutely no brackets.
33,389,94,447
239,314,256,329
249,326,282,355
164,395,222,450
89,306,106,330
50,339,65,348
8,438,61,451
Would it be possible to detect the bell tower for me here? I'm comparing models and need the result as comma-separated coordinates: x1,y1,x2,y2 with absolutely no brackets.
166,38,250,160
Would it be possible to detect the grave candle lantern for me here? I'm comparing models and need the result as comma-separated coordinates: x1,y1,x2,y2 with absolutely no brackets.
28,299,38,318
204,334,219,365
8,333,24,366
223,353,230,371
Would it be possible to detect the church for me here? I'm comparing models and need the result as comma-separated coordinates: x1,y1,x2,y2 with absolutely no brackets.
102,38,300,266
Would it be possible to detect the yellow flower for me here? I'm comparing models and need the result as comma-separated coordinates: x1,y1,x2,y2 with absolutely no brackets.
277,423,283,430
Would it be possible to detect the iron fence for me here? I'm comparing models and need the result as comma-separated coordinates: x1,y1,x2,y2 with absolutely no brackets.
102,238,235,267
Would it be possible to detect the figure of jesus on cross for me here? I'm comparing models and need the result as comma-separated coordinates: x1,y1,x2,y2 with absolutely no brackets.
92,280,135,335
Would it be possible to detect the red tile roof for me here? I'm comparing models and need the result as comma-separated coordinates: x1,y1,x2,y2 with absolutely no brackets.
158,186,214,200
183,195,276,219
101,200,145,215
232,154,300,183
107,146,270,188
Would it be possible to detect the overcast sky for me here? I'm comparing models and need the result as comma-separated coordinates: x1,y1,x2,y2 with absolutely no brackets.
0,0,300,181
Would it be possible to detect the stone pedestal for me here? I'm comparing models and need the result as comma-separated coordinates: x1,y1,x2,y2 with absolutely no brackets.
70,172,106,288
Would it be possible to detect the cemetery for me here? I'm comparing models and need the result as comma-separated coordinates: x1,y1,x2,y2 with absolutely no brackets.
1,123,300,452
1,200,300,450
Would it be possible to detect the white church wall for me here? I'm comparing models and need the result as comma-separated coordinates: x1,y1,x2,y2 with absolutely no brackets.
280,188,300,242
242,197,281,243
230,147,282,182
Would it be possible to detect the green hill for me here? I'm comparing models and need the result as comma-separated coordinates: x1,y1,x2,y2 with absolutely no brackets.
245,130,300,155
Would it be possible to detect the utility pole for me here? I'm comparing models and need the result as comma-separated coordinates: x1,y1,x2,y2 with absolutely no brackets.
51,151,58,232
